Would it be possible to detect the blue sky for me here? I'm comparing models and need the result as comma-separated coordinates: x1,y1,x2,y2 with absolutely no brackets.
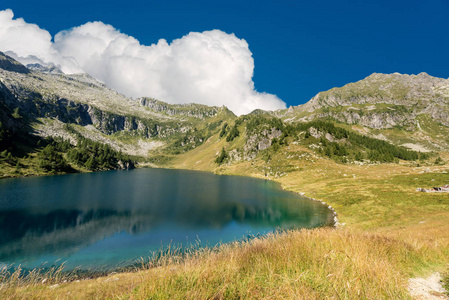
2,0,449,109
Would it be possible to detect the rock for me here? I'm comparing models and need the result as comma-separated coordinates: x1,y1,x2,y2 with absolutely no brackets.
26,63,63,74
138,97,220,119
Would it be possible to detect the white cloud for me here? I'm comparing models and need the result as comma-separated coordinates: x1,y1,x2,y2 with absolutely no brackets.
0,9,286,115
0,9,82,73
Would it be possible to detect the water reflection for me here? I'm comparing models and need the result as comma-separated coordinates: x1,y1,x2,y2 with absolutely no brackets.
0,169,333,270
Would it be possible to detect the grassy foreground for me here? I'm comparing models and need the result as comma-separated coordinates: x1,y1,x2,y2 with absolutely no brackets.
2,145,449,299
3,226,448,299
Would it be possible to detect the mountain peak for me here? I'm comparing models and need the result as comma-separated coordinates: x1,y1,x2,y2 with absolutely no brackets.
0,52,30,74
365,71,439,82
26,63,63,74
417,72,429,76
289,71,449,130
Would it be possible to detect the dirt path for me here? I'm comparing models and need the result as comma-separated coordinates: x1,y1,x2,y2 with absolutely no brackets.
409,273,448,299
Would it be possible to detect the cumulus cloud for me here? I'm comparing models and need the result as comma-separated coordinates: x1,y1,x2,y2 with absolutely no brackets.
0,9,81,73
0,9,286,115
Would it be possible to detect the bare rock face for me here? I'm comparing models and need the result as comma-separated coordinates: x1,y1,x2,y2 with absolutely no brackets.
309,127,322,139
243,127,283,160
138,97,222,119
228,149,242,162
26,63,63,74
317,110,413,129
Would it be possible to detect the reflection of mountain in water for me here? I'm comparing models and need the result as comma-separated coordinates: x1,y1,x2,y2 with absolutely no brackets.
0,198,331,263
0,210,144,262
0,168,333,268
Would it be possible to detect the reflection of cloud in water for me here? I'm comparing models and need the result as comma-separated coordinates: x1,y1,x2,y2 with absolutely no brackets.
0,169,333,269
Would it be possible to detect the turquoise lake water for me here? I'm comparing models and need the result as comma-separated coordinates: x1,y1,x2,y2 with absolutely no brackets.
0,168,334,272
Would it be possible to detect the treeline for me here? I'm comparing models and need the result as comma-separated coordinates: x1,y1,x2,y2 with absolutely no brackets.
218,119,242,143
0,121,12,152
0,119,38,169
37,143,74,172
244,116,427,163
0,121,15,164
220,116,285,144
245,115,284,135
171,119,232,154
298,121,428,162
63,125,135,171
35,125,135,173
66,138,134,171
214,115,429,164
214,147,229,165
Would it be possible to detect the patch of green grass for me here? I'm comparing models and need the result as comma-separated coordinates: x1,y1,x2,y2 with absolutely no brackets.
443,271,449,296
147,154,174,165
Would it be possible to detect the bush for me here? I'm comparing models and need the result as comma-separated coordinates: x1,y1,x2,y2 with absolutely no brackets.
226,125,240,142
215,147,229,165
219,123,228,138
435,157,444,165
37,145,72,172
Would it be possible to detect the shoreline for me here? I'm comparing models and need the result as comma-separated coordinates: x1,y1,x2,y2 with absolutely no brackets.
297,192,340,228
0,166,337,281
2,164,341,228
2,165,448,298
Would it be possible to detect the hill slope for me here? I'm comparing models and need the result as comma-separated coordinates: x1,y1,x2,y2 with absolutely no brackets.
279,72,449,152
1,51,448,178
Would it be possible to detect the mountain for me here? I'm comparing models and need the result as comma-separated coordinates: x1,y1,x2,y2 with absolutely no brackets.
280,72,449,152
284,72,449,128
0,52,235,176
0,52,447,178
0,52,30,74
0,52,234,153
26,63,63,74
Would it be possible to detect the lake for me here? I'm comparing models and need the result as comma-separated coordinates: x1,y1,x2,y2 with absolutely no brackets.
0,168,334,273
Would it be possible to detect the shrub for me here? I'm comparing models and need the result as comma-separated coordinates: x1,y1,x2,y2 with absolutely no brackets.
215,147,229,165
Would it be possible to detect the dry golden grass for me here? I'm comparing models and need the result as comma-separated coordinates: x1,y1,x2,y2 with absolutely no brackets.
2,225,448,299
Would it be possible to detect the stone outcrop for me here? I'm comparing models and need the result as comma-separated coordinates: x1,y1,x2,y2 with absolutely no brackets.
243,127,283,160
26,63,63,74
138,97,222,119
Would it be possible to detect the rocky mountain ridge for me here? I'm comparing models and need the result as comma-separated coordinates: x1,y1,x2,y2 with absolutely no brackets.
2,50,447,137
138,97,234,119
26,63,63,74
1,51,448,177
284,72,449,130
0,52,230,141
0,52,30,74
